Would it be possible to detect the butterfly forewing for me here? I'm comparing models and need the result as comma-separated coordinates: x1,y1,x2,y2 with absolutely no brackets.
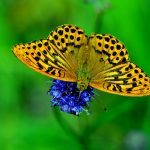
89,34,150,96
13,25,88,82
13,39,76,81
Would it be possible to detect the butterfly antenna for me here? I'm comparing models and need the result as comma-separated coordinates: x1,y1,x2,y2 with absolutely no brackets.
82,108,91,115
93,90,100,96
78,90,82,101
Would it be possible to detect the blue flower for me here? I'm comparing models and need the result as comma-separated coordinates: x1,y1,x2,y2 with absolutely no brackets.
48,79,94,115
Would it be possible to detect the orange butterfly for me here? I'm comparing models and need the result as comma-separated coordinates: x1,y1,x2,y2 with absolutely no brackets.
13,24,150,96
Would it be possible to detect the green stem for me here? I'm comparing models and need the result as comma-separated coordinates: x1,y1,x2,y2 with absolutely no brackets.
53,110,92,150
53,109,79,140
79,135,90,150
77,116,91,150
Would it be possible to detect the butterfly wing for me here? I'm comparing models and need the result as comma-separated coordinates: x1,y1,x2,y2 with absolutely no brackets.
13,24,88,82
88,34,150,96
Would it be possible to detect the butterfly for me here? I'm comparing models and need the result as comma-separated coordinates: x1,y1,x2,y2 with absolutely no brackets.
13,24,150,96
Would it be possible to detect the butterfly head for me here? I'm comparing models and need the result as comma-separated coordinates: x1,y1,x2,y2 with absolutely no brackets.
77,79,90,92
77,82,87,92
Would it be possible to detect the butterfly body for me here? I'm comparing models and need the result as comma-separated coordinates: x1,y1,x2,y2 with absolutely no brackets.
76,44,91,91
13,24,150,96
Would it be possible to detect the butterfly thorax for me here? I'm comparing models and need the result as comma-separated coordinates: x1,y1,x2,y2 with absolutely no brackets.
77,66,91,91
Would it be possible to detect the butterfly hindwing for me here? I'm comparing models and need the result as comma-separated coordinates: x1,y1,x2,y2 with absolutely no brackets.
48,24,89,72
89,34,150,96
48,24,88,53
89,34,129,64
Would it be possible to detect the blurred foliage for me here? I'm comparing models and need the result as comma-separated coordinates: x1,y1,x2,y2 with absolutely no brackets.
0,0,150,150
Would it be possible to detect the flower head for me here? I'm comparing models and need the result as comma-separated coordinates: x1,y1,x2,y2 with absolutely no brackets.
48,79,94,115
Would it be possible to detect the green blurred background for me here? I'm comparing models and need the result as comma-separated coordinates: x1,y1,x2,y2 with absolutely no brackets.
0,0,150,149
